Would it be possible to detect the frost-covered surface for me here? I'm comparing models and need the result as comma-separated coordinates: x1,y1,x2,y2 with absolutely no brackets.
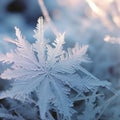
0,17,111,120
0,0,120,120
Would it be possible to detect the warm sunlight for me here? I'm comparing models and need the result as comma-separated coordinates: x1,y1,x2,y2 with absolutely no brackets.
86,0,105,16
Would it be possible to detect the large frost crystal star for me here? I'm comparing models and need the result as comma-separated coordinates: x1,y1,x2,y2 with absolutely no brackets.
0,18,110,120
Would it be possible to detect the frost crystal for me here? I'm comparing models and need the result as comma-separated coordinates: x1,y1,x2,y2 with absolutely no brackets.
0,17,110,120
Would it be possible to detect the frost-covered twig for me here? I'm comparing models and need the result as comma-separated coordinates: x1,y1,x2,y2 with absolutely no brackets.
96,89,120,120
38,0,59,36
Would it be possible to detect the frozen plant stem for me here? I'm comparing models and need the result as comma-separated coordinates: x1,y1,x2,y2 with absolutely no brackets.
96,90,120,120
38,0,59,36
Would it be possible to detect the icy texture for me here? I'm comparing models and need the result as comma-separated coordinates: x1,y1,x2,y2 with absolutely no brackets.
0,18,110,120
